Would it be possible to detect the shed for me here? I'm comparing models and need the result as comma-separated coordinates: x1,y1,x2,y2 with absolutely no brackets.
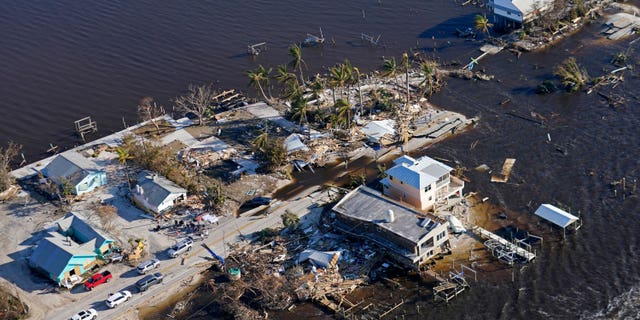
534,204,581,237
361,120,396,145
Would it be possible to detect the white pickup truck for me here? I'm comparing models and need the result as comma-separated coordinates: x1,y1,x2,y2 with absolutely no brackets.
168,237,193,258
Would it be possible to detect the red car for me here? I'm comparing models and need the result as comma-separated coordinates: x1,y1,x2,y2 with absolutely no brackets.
84,270,112,290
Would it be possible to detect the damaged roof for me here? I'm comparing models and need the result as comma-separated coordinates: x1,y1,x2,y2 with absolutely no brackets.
361,119,396,143
332,186,442,244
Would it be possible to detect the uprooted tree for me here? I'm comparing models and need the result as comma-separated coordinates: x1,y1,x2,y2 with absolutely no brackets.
137,96,165,131
554,57,589,92
0,142,21,193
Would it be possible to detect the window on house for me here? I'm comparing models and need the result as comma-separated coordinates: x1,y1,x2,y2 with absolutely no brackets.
424,185,432,192
428,196,432,201
400,181,404,184
389,176,394,180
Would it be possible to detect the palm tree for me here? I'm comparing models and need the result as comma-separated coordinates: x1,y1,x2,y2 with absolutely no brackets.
474,14,493,37
115,146,133,190
288,44,306,84
246,65,272,102
275,64,300,99
381,57,402,92
418,60,437,98
401,52,410,106
252,130,269,152
335,99,352,129
352,66,364,114
329,63,350,102
290,95,309,125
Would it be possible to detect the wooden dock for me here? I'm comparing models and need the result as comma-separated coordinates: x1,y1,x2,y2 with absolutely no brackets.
472,226,536,263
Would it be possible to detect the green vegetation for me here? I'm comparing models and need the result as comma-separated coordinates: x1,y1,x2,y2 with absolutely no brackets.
554,57,589,92
245,65,272,102
281,210,300,229
536,79,557,94
255,227,279,243
474,14,493,37
0,142,20,193
0,285,28,320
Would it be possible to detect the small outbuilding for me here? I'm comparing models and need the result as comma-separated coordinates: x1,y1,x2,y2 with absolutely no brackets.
41,151,107,195
534,204,582,237
132,171,187,214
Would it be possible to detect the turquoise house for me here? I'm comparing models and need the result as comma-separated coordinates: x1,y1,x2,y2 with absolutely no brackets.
29,212,114,286
41,151,107,195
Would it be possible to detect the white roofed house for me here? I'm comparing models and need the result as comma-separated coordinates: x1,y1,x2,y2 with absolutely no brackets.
380,155,464,211
132,171,187,214
488,0,554,26
332,186,450,268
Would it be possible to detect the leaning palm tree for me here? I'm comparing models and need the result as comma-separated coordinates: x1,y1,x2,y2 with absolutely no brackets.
246,65,272,102
288,44,307,84
474,14,493,37
115,146,134,191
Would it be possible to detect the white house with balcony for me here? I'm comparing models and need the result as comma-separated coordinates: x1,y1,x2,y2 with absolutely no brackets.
488,0,554,26
380,155,464,211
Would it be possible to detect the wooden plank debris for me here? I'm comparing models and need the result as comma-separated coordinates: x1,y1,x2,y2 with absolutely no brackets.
491,158,516,183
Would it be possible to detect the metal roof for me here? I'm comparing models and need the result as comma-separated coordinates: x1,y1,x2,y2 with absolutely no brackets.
135,172,187,209
534,204,579,228
57,212,110,251
29,232,97,278
332,186,442,244
384,155,453,189
42,151,102,185
283,134,309,154
361,120,396,143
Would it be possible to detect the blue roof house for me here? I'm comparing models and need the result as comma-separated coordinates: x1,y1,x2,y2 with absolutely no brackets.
41,151,107,195
29,212,114,287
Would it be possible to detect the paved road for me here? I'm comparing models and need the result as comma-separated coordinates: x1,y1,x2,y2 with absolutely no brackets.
51,186,332,320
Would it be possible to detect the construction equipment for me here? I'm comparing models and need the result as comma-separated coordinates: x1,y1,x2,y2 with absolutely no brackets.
126,238,146,263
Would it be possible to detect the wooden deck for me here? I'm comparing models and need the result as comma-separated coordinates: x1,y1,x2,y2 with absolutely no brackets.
472,226,536,262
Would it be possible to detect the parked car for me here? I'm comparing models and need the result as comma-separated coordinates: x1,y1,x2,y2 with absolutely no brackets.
136,258,160,274
249,196,272,206
135,272,163,292
107,253,124,263
69,308,97,320
84,271,112,291
168,238,193,258
105,290,132,308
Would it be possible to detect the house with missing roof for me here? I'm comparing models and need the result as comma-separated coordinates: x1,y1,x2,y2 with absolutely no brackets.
29,212,115,286
488,0,555,26
332,186,450,268
40,150,107,195
380,155,464,211
132,171,187,214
